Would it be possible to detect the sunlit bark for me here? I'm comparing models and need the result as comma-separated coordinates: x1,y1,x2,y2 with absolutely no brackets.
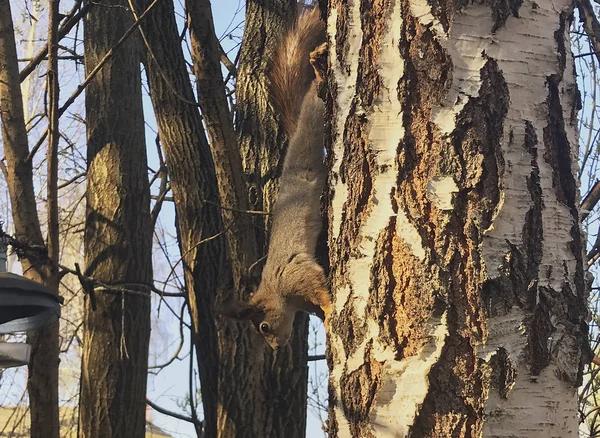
79,1,152,436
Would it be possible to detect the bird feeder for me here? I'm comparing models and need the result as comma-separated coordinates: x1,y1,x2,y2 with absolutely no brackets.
0,230,63,368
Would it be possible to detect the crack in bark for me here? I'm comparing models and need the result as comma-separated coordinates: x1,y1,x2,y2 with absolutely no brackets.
532,11,590,384
488,347,517,399
370,220,403,357
333,0,351,74
522,120,543,310
333,112,374,294
358,0,386,108
481,121,543,319
339,342,383,438
410,335,485,437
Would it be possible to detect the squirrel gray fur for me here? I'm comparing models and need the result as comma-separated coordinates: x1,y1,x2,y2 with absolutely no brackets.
221,7,330,349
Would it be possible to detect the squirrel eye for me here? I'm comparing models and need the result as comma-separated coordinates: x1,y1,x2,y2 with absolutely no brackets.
259,322,270,334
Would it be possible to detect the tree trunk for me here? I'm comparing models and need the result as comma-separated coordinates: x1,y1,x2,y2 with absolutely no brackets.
132,0,226,436
78,1,152,436
0,2,60,438
136,0,313,435
325,1,588,437
186,0,259,289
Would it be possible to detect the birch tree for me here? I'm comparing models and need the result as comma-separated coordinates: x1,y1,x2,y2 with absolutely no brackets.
325,1,588,436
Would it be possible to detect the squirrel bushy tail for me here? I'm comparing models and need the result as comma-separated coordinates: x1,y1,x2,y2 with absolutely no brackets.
269,7,326,139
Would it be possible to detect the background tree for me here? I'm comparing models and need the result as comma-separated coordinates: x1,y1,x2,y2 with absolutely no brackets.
78,0,153,436
0,1,61,437
133,0,313,435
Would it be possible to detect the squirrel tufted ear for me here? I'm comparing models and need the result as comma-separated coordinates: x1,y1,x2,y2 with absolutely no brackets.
218,300,264,321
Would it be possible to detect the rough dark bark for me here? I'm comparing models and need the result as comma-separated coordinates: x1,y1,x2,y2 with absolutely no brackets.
78,1,152,436
0,1,60,437
132,0,226,436
186,0,258,289
237,0,296,248
326,1,587,437
141,0,312,435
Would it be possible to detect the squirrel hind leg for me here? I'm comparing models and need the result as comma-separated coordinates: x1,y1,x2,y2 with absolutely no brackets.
309,42,328,84
313,285,331,322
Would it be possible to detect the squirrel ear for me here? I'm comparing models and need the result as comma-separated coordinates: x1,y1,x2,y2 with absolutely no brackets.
219,300,264,321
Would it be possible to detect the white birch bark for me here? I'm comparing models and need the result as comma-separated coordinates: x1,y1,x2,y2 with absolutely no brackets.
326,1,587,436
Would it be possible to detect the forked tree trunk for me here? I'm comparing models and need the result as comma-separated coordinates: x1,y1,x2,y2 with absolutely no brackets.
135,0,312,435
325,1,588,436
79,1,152,436
223,1,311,437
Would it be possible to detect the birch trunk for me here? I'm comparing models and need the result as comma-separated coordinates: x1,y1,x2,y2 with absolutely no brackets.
325,1,588,437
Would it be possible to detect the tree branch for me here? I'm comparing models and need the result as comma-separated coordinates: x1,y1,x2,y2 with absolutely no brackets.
146,398,203,427
576,0,600,67
581,180,600,221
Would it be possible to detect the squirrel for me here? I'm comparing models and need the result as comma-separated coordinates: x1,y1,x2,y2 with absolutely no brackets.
220,7,330,349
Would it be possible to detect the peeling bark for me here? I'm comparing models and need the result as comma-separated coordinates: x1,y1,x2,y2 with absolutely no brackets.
326,1,588,436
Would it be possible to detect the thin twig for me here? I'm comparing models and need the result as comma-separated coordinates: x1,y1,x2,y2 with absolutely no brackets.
308,354,326,361
146,398,203,427
57,172,86,190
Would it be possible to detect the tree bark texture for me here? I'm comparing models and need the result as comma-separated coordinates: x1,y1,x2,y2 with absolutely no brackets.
0,2,60,438
132,0,226,436
237,0,296,249
79,1,152,436
186,0,259,289
326,1,587,437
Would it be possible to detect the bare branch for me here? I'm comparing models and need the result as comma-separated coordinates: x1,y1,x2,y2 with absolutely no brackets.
581,180,600,221
576,0,600,67
146,398,203,428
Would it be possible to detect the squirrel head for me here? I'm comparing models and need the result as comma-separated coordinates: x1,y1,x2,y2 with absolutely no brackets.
219,288,295,349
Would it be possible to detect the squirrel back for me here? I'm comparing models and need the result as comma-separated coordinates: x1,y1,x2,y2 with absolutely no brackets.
221,7,329,349
269,7,325,139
